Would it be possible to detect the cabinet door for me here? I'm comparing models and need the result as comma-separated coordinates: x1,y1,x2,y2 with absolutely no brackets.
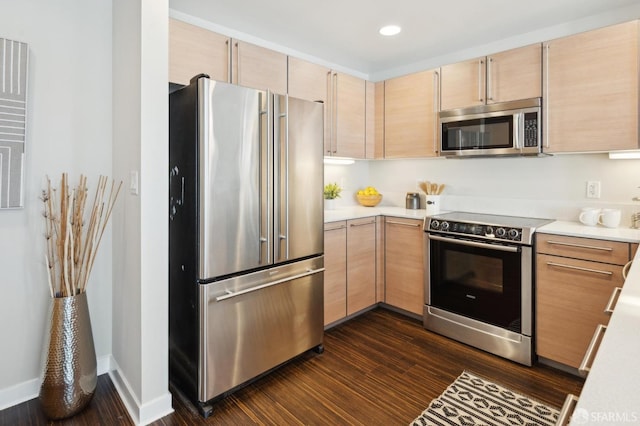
487,44,541,104
287,57,329,102
331,72,366,158
384,69,439,158
536,253,623,368
169,18,230,85
324,222,347,325
232,40,288,94
384,218,424,315
288,57,331,154
346,218,376,315
440,57,486,111
544,21,639,152
365,81,384,159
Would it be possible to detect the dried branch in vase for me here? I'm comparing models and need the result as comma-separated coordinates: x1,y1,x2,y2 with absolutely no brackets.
41,173,122,298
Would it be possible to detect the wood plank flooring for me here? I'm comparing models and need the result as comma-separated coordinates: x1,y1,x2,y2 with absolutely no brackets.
1,308,583,425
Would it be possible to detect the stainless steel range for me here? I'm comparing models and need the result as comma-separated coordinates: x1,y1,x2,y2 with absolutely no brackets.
423,212,552,366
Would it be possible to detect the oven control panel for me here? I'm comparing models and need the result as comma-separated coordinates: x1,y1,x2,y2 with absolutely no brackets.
428,219,523,242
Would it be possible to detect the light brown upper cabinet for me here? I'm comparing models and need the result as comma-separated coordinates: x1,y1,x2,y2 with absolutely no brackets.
384,69,440,158
327,72,366,159
288,57,331,152
289,59,367,159
169,18,231,85
440,44,542,111
231,41,287,94
544,20,639,153
365,81,384,159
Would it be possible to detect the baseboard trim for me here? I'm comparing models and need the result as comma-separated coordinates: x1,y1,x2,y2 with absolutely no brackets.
0,354,112,411
108,358,173,425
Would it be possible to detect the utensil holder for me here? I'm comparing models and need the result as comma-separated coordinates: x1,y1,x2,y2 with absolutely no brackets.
39,292,97,419
425,195,440,215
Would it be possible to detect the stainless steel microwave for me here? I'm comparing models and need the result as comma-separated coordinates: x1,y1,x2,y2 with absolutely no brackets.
439,98,542,158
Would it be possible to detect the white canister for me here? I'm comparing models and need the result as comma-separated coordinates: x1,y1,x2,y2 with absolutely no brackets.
579,207,600,226
425,195,440,216
598,208,622,228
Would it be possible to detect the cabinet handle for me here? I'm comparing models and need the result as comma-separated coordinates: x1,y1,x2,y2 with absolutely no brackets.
578,324,607,376
604,287,622,314
332,72,338,154
486,57,493,102
386,220,420,227
234,41,240,85
325,225,346,232
326,71,332,155
225,39,232,83
546,240,613,252
478,59,484,103
543,43,550,149
546,261,613,276
556,394,579,426
622,259,632,280
433,70,440,154
350,220,375,227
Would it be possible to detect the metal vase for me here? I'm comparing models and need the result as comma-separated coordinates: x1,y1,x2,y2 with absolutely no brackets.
39,292,97,419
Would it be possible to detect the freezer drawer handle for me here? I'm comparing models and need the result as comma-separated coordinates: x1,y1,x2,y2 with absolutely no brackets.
215,267,325,302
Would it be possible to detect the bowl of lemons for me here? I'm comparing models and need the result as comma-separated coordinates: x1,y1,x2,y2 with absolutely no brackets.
356,186,382,207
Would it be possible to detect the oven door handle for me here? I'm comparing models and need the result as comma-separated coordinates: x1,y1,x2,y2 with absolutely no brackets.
428,234,521,253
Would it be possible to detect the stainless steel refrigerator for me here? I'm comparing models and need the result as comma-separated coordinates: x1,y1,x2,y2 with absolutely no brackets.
169,75,324,417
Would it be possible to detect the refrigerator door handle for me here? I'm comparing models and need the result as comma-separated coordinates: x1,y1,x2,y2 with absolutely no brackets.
274,95,289,262
259,92,272,265
214,267,325,302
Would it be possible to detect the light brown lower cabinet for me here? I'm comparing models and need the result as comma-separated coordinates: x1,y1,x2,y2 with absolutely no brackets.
384,217,424,315
323,218,377,326
536,234,633,368
346,218,377,315
323,221,347,325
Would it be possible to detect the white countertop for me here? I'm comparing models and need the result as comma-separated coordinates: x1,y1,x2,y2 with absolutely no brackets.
538,220,640,243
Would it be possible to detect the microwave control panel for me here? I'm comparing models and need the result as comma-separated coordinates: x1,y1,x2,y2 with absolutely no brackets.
523,112,538,147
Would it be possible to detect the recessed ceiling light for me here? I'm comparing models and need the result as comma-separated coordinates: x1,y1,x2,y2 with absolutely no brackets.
379,25,401,36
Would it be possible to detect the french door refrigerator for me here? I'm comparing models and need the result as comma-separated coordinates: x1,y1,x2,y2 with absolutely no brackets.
169,75,324,416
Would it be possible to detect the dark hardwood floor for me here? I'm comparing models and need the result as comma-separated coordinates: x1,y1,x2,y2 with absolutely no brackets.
1,308,583,425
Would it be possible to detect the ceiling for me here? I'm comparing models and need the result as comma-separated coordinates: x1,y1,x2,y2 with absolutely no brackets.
169,0,640,80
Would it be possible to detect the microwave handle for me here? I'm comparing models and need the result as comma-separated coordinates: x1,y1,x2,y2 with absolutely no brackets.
514,112,524,150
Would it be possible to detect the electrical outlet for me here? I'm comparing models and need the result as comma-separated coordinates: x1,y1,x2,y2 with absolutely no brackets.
586,181,601,199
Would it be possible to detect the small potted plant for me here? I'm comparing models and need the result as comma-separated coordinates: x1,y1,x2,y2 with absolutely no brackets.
323,182,342,210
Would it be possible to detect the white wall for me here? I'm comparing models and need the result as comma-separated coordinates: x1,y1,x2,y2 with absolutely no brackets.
325,155,640,226
112,0,172,423
0,0,113,408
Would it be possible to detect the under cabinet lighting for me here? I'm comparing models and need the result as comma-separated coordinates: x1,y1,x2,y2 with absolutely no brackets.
379,25,401,36
609,151,640,159
324,157,355,165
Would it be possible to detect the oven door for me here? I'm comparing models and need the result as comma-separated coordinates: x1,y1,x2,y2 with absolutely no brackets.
427,233,527,333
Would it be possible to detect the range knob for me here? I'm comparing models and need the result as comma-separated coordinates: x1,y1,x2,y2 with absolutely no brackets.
485,226,495,237
440,221,450,231
495,227,506,238
508,228,521,240
430,220,440,230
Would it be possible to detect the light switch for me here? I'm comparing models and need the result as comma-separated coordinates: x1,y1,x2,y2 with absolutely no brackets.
130,171,139,196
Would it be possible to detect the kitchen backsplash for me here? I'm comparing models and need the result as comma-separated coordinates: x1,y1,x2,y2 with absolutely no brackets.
325,154,640,226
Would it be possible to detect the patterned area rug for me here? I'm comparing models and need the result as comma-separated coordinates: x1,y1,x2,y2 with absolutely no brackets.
411,371,559,426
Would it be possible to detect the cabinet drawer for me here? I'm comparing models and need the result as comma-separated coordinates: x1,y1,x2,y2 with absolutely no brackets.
536,233,630,265
536,253,623,368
